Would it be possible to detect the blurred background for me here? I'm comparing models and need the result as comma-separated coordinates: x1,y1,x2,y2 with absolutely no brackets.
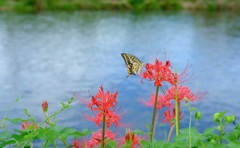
0,0,240,145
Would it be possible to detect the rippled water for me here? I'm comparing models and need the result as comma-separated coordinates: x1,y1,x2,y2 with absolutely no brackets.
0,11,240,142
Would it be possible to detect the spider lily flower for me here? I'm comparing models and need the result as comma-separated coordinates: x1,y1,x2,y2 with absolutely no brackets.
124,130,141,148
84,110,120,128
162,108,184,126
141,94,172,109
73,140,86,148
83,85,120,128
166,85,197,103
141,59,174,87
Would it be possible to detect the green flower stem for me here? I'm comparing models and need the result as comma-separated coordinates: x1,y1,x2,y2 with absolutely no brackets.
188,105,192,148
2,98,19,130
102,110,106,148
150,85,159,142
175,87,180,136
61,139,69,148
153,108,161,137
44,112,53,125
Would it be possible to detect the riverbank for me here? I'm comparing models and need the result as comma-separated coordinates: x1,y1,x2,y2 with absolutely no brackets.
0,0,240,12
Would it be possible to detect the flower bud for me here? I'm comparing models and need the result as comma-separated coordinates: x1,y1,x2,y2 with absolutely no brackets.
73,140,80,148
217,125,222,131
213,112,221,123
195,112,202,121
21,121,29,130
21,121,37,130
42,101,48,112
224,116,236,124
210,139,216,144
125,132,135,142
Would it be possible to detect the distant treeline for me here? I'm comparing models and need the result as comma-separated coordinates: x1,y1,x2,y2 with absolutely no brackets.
0,0,240,12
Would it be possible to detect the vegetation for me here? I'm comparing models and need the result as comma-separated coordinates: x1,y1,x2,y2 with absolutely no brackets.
0,52,239,147
0,0,240,12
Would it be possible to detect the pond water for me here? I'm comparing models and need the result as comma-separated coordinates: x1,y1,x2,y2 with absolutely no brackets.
0,11,240,143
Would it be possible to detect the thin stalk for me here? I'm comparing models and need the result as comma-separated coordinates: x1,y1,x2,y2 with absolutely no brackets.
167,125,175,142
153,87,166,137
153,108,161,137
174,86,180,136
44,112,53,125
102,110,106,148
150,85,159,142
188,106,192,148
2,98,19,130
178,102,180,131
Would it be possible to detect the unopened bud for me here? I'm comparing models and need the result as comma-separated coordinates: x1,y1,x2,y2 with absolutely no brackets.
225,116,236,124
42,101,48,112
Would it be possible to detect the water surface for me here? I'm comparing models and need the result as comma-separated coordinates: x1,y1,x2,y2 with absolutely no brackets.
0,11,239,142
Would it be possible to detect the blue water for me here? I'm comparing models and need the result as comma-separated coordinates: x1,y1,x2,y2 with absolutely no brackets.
0,11,240,144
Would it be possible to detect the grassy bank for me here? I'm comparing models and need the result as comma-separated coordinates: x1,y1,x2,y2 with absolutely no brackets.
0,0,240,12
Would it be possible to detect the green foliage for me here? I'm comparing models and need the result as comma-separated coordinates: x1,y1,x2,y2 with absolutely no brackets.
0,97,91,147
128,0,145,7
1,0,240,11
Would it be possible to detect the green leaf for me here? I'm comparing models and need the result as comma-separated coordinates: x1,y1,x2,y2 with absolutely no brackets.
59,127,77,140
202,128,218,140
61,127,76,135
24,109,31,117
203,128,215,135
134,129,147,135
12,133,23,141
140,140,150,147
0,130,11,140
70,129,92,138
106,139,116,148
4,118,24,124
53,126,63,133
203,142,216,148
0,139,16,147
170,141,187,148
154,140,165,148
68,97,74,104
228,142,240,147
38,127,60,145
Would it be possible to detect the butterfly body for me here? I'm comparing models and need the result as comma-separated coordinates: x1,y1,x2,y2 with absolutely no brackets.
121,53,144,77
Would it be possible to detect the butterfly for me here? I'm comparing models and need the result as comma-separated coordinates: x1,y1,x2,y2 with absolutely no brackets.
121,53,144,78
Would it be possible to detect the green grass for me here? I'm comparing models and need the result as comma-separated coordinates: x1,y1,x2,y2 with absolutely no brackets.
0,0,240,12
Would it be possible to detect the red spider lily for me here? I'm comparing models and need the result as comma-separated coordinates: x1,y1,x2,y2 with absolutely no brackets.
73,140,80,148
84,110,120,128
141,59,174,87
73,140,86,148
21,121,37,130
42,101,48,113
162,108,184,126
166,85,196,102
78,85,120,128
124,131,141,148
117,129,143,148
88,86,118,112
87,130,115,148
141,94,172,109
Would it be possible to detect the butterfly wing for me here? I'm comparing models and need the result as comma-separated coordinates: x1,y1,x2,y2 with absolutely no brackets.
121,53,143,77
